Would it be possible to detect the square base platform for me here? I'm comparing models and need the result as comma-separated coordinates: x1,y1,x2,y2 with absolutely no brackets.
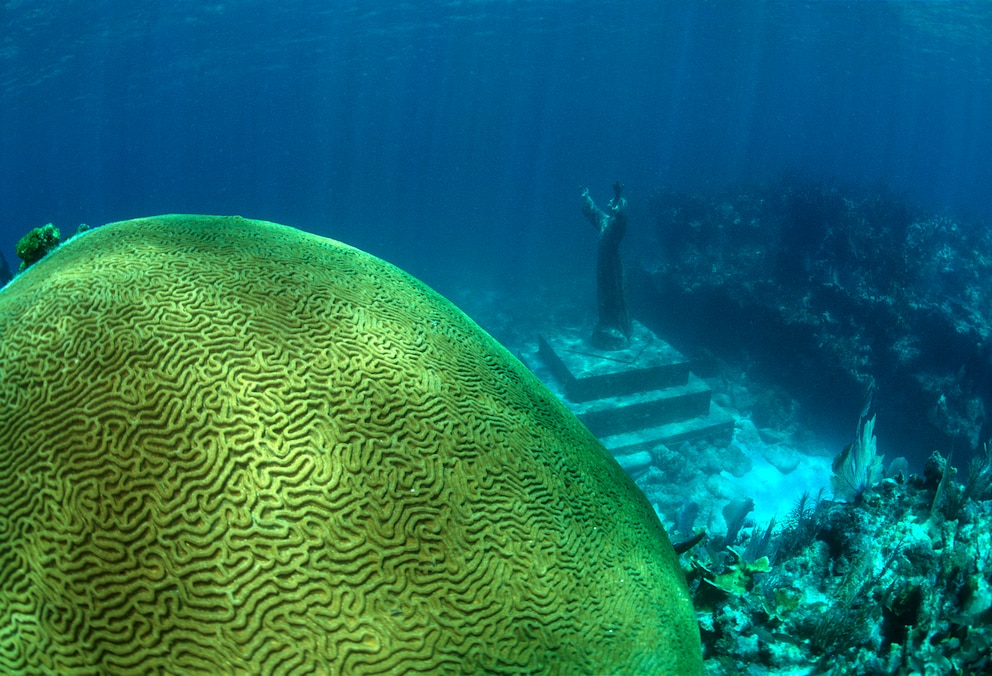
538,321,690,402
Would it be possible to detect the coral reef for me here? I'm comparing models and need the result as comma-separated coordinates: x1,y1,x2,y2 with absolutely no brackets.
639,178,992,462
686,448,992,675
592,360,992,672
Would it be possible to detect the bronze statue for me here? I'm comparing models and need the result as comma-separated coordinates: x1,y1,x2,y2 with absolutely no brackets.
581,182,633,350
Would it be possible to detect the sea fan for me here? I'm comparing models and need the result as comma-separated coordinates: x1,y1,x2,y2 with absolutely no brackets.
831,414,884,501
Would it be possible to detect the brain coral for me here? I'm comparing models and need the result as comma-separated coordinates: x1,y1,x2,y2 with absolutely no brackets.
0,215,701,674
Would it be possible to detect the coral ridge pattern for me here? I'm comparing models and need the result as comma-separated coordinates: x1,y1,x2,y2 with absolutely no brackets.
0,215,700,674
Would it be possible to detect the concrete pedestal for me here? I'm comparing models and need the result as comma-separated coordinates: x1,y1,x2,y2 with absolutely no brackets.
526,321,734,455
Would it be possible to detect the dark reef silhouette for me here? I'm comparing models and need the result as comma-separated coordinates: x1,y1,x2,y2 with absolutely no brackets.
636,176,992,466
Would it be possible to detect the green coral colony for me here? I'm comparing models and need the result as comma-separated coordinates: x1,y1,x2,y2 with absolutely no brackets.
0,215,702,674
14,222,60,271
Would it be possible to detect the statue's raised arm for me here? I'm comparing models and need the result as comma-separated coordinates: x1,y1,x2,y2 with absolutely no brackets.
580,186,608,233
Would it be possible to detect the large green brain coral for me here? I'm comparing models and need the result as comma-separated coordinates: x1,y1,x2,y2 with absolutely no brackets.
0,215,701,674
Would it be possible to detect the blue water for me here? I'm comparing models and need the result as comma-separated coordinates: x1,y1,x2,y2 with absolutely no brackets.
3,6,992,670
2,1,990,290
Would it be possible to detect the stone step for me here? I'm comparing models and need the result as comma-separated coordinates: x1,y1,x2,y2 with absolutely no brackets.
538,321,689,402
521,322,735,459
600,403,736,455
569,373,714,439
